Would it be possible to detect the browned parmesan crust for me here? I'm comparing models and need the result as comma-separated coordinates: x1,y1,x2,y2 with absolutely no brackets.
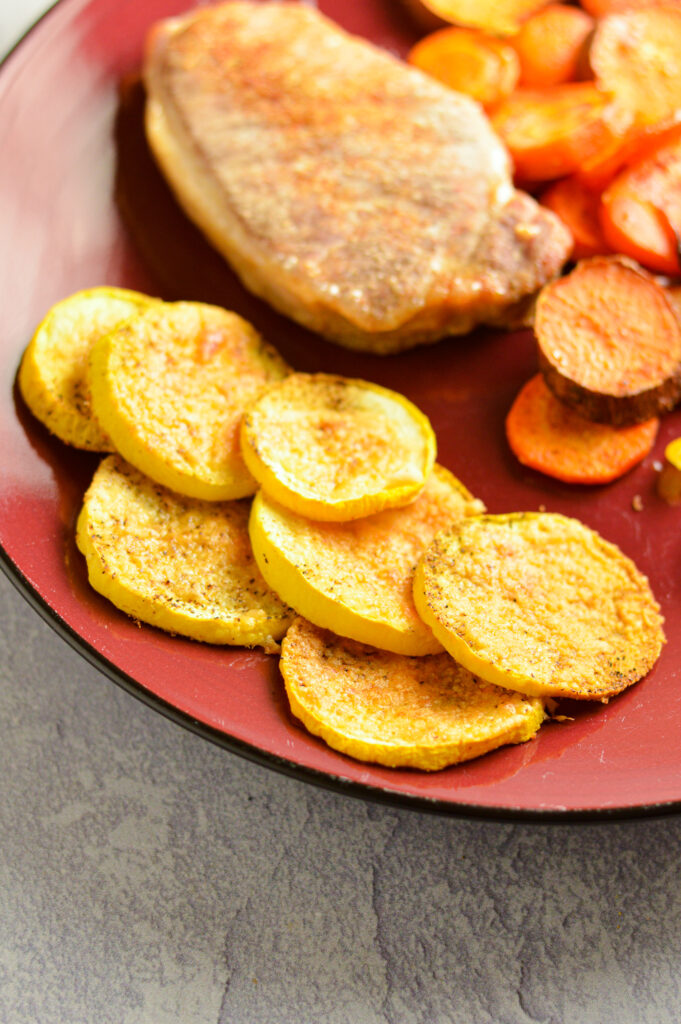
280,617,545,770
413,511,665,701
143,1,570,354
76,455,294,650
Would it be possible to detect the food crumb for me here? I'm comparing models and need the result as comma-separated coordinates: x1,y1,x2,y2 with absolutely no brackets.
632,494,643,511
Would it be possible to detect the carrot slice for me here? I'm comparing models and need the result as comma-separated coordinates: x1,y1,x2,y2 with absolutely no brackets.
491,83,614,181
539,176,611,259
511,4,594,88
506,373,659,484
401,0,553,37
535,257,681,425
407,27,520,108
590,9,681,127
600,125,681,274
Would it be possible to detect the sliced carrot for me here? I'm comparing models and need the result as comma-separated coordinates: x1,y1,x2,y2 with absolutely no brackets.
535,256,681,425
511,4,595,88
407,27,520,108
576,115,666,192
401,0,554,37
491,83,615,181
600,125,681,274
590,9,681,127
539,175,611,259
506,373,659,484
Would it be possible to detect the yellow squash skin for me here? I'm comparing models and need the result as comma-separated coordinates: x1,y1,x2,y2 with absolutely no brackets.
240,371,436,521
280,617,546,770
414,511,665,701
18,286,154,451
89,301,290,500
76,455,294,650
249,464,483,656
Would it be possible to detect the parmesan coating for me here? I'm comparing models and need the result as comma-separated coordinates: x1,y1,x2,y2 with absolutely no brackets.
240,372,436,520
76,455,294,650
249,464,483,655
89,301,290,500
280,617,546,770
18,287,153,451
414,512,665,700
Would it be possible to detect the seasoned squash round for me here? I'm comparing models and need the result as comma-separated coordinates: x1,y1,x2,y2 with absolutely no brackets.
89,301,290,500
18,286,153,450
414,511,665,701
240,372,436,520
76,455,294,650
249,465,482,655
280,618,546,770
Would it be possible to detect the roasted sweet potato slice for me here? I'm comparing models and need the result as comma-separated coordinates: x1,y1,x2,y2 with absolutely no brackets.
280,617,546,770
535,257,681,425
240,372,436,522
248,465,481,656
89,301,290,500
413,511,665,701
76,455,294,650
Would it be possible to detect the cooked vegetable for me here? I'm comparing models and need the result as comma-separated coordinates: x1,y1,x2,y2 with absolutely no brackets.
599,124,681,274
590,8,681,127
491,82,614,182
535,257,681,424
248,465,482,656
240,372,436,522
280,617,546,770
89,301,290,501
657,436,681,504
506,373,659,483
401,0,552,37
18,286,153,451
511,3,594,88
413,511,665,701
407,26,520,108
539,174,611,259
76,455,294,650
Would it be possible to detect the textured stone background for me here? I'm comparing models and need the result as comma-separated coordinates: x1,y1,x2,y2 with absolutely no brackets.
3,5,681,1023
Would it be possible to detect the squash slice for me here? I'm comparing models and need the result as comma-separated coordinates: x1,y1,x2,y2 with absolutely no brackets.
76,455,294,650
89,301,290,500
18,286,153,451
240,372,436,521
414,511,665,701
249,465,482,656
280,618,546,770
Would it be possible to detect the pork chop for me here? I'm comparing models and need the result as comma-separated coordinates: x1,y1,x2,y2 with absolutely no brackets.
143,1,571,354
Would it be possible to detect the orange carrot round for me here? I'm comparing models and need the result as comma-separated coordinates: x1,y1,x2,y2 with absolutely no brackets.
600,125,681,274
407,27,520,108
535,256,681,425
590,9,681,127
491,82,614,181
511,4,595,88
540,175,611,259
506,373,659,484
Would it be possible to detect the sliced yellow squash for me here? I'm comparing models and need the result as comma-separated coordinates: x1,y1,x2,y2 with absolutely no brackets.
89,301,290,500
240,372,436,521
249,464,482,655
76,455,294,650
18,286,153,450
280,617,546,770
414,511,665,701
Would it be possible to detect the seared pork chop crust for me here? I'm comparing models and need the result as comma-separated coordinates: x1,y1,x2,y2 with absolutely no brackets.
144,2,570,353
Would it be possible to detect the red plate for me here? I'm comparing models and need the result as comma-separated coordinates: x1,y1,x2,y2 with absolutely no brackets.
2,0,680,821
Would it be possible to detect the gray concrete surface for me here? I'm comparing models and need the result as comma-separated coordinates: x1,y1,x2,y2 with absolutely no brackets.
3,5,681,1023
